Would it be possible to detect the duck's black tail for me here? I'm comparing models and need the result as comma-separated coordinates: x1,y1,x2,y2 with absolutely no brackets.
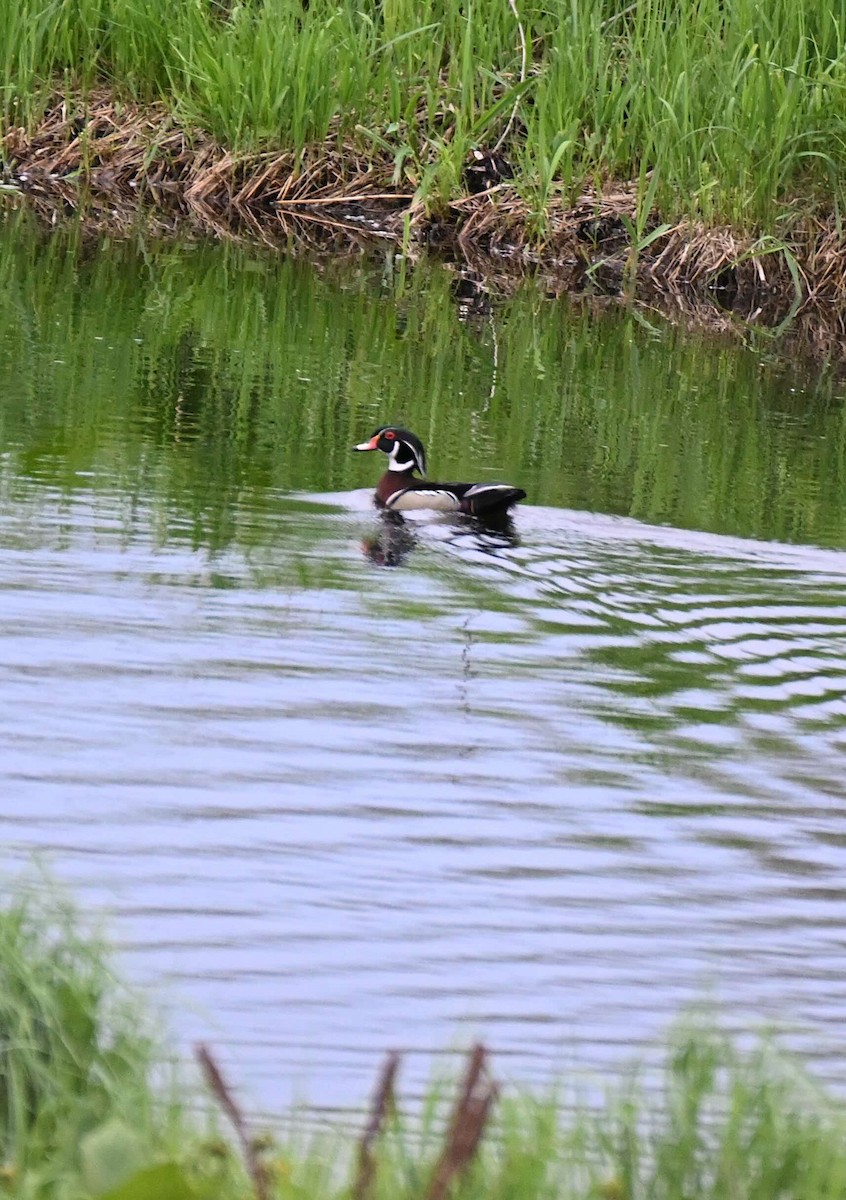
462,484,527,517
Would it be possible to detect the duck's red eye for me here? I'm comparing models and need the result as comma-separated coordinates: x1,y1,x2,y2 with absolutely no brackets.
383,430,396,440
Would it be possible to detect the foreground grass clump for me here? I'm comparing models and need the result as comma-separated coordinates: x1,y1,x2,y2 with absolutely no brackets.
2,0,846,229
0,886,206,1199
4,884,846,1199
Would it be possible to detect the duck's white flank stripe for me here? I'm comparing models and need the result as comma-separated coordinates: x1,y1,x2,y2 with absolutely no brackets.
386,489,461,512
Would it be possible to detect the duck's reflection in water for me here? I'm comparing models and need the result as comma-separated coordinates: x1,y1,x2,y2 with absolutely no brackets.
361,511,419,567
361,509,520,567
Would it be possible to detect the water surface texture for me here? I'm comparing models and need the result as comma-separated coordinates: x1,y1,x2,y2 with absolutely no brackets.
2,213,846,1111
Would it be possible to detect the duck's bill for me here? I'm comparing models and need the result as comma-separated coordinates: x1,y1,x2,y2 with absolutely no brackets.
354,437,379,451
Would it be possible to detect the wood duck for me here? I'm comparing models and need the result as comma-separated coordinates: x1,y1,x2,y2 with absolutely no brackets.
354,426,526,517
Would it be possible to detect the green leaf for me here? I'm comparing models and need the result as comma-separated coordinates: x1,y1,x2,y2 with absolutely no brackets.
81,1120,148,1196
101,1163,199,1200
469,76,537,141
370,22,440,57
636,222,674,252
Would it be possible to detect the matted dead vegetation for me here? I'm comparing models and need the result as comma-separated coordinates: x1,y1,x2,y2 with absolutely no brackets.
4,90,846,357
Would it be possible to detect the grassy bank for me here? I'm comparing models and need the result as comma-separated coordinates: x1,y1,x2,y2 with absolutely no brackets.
3,0,846,229
5,882,846,1200
4,1,846,336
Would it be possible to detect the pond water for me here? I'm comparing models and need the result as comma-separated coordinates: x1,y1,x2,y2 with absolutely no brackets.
2,211,846,1115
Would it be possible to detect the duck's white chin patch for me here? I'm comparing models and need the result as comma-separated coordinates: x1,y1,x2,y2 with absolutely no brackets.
386,442,413,471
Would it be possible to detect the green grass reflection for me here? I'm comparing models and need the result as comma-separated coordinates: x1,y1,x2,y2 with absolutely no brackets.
1,210,845,550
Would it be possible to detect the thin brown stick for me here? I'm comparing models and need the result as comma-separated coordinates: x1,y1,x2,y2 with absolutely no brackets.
195,1043,269,1200
352,1050,401,1200
274,191,414,207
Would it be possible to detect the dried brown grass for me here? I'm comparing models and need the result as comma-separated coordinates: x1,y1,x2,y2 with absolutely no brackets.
5,90,846,356
425,1044,498,1200
196,1043,271,1200
196,1043,497,1200
353,1050,400,1200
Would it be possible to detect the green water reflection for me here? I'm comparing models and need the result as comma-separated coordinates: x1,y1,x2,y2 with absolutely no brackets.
1,209,845,548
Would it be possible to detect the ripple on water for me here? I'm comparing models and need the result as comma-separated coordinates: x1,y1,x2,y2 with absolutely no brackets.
3,494,846,1110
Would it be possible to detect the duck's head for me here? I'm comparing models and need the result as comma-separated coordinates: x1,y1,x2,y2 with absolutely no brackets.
354,426,426,475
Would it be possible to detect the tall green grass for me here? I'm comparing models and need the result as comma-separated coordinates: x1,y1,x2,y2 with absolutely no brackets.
5,879,846,1200
2,0,846,227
